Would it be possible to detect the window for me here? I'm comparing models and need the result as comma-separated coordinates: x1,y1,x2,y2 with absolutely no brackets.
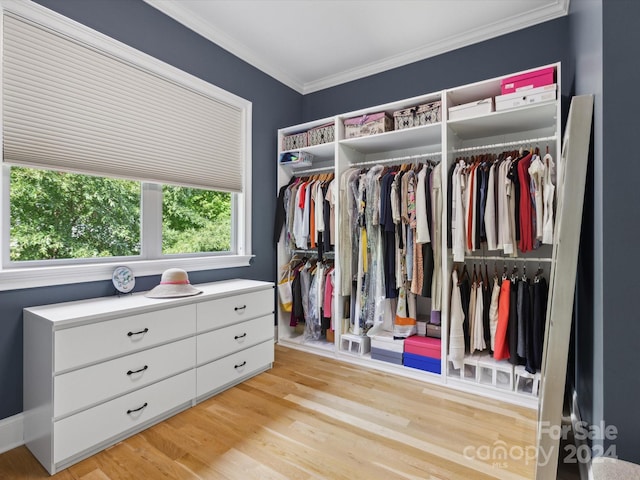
0,4,252,290
162,185,232,255
8,166,235,265
9,167,141,262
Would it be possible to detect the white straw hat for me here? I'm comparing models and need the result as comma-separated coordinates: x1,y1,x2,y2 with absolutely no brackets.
145,268,202,298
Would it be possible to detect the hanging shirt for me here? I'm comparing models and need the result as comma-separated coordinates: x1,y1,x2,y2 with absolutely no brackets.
528,155,545,242
489,276,501,351
380,171,397,298
293,182,307,248
309,181,317,249
449,269,466,369
339,168,360,295
532,275,548,371
452,161,466,262
314,181,325,240
430,163,443,311
542,153,556,244
494,278,511,360
415,165,431,243
326,178,337,245
466,163,477,251
517,152,534,253
485,163,498,250
468,280,477,352
472,279,486,352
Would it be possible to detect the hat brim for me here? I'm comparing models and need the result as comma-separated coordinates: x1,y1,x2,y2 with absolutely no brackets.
145,284,203,298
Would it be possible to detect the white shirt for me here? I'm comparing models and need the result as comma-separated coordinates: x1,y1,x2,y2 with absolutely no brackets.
452,161,466,262
484,163,498,250
415,165,431,244
449,269,466,369
528,154,545,241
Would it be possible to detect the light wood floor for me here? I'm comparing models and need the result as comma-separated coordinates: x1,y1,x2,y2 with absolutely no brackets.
0,345,538,480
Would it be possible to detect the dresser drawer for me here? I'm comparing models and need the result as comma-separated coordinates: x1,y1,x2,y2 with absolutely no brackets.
55,305,196,372
54,337,195,418
197,288,273,332
197,315,273,365
196,340,274,398
53,369,194,464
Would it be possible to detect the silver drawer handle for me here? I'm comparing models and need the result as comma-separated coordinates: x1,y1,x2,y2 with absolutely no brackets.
234,305,246,312
126,402,148,415
127,365,148,375
234,361,247,369
234,333,247,340
127,328,149,337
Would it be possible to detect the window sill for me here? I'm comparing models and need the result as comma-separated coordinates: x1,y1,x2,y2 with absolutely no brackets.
0,255,253,292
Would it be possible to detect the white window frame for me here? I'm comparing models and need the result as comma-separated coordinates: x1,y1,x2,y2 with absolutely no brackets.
0,1,253,291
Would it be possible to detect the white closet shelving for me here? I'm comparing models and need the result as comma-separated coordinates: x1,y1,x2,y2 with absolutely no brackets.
276,63,561,408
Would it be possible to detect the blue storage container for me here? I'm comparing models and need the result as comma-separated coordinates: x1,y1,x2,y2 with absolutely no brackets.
403,352,441,374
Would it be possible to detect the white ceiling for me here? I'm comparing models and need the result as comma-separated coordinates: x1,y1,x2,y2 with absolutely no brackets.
144,0,570,94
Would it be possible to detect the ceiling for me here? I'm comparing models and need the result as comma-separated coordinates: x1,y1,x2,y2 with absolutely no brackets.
143,0,570,94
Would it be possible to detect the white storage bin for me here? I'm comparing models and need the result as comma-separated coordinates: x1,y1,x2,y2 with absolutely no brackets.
448,98,494,120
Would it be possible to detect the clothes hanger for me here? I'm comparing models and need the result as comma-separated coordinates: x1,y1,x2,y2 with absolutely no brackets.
511,263,518,282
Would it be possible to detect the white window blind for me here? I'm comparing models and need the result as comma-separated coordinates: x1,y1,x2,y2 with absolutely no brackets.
2,14,245,192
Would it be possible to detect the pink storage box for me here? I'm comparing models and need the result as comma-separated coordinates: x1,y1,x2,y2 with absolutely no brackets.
344,112,393,138
404,336,441,359
501,67,555,95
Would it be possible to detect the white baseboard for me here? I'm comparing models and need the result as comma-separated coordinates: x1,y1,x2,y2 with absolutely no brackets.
0,413,24,454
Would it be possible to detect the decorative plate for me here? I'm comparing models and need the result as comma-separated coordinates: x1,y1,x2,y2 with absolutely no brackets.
112,266,135,294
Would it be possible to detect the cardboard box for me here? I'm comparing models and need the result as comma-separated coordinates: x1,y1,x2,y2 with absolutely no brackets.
426,323,442,339
282,131,307,151
370,330,405,354
501,66,555,95
371,347,403,365
495,83,557,111
307,122,335,146
448,98,494,120
403,352,441,374
393,101,441,130
344,112,393,138
416,320,427,336
404,336,442,359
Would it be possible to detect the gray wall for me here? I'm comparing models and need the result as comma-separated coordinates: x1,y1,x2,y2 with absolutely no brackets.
567,0,640,464
0,0,301,421
600,0,640,462
568,0,603,451
302,18,570,121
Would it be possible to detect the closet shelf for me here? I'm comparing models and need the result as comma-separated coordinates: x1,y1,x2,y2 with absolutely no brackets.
340,122,441,154
448,101,557,140
280,142,335,162
450,135,557,154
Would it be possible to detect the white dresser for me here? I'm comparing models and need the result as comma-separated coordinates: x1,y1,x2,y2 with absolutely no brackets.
23,278,274,475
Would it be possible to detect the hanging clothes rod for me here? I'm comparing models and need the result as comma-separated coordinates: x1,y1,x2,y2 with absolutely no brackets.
450,135,557,154
290,249,335,258
292,166,335,175
350,151,441,168
456,255,553,263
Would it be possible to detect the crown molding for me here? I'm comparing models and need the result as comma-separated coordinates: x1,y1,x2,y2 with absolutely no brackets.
143,0,306,93
113,1,568,95
302,0,570,94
